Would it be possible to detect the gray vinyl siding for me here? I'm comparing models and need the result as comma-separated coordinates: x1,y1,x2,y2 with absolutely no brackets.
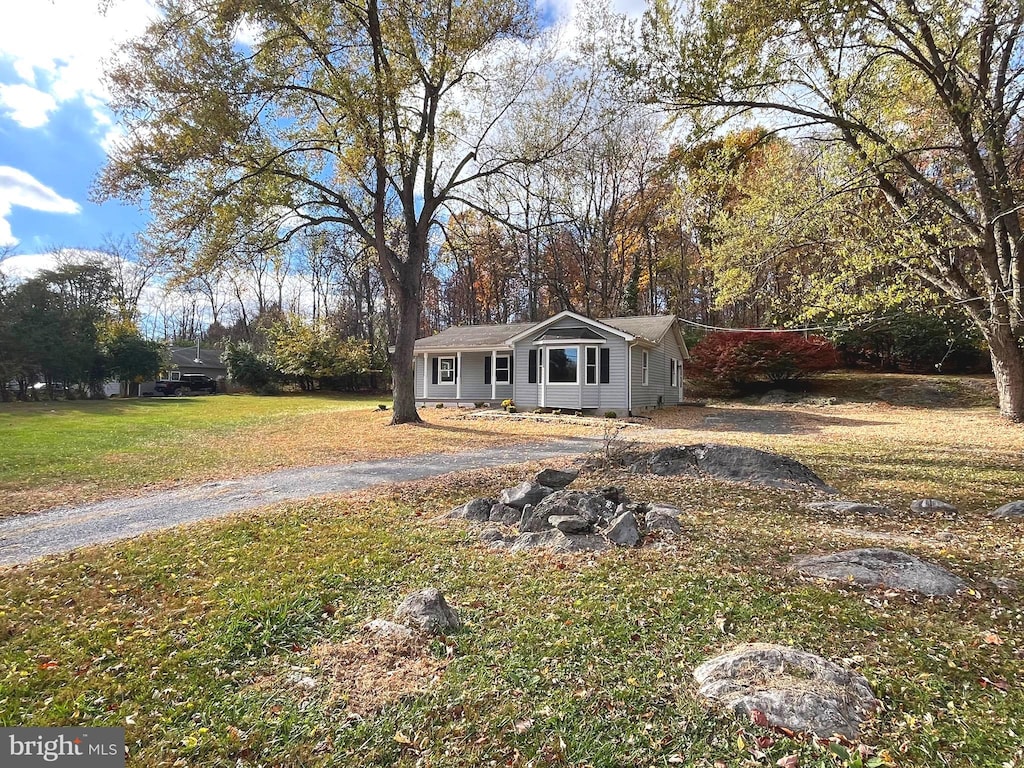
512,319,629,412
630,333,686,410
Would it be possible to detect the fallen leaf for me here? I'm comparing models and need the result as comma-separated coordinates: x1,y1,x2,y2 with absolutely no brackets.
983,633,1003,645
777,755,799,768
749,709,770,727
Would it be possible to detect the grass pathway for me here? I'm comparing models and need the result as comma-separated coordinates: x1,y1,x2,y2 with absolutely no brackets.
0,437,598,566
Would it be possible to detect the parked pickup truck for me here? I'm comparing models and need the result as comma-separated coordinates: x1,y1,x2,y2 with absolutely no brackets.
154,374,219,396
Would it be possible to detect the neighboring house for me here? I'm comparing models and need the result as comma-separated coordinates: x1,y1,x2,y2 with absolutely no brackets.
413,311,689,414
139,346,228,395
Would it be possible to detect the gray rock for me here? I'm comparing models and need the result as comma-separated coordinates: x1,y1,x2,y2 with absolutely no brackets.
394,588,461,635
488,503,522,525
363,619,417,643
803,500,894,516
446,497,495,521
535,468,578,490
499,481,554,510
549,515,592,534
910,498,958,516
694,643,878,740
508,529,611,553
794,547,965,596
993,500,1024,517
635,444,835,493
520,490,611,532
645,506,682,534
605,511,641,547
478,526,506,544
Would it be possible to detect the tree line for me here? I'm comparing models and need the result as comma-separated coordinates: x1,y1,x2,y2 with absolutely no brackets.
3,0,1014,418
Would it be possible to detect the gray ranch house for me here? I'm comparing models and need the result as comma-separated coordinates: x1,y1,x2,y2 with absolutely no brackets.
413,311,689,414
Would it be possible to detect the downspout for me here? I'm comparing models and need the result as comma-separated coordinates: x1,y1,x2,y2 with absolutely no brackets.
627,343,634,416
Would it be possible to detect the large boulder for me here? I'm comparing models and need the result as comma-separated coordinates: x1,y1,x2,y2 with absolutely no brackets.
535,468,579,490
394,588,461,635
499,481,553,510
634,444,835,493
445,497,495,522
993,500,1024,518
605,511,641,547
803,500,894,516
794,548,965,597
693,643,878,740
645,504,683,534
488,503,522,526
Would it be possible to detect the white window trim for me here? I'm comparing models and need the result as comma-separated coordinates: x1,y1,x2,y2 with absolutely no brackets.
546,346,580,385
641,350,649,386
494,354,511,384
584,345,599,386
438,356,456,385
669,356,678,387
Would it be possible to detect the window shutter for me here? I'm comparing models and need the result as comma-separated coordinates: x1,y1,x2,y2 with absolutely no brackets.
484,355,491,385
528,349,537,383
431,357,438,385
599,348,610,384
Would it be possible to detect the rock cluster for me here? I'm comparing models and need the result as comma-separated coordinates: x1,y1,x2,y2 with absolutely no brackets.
630,443,836,493
694,643,878,740
445,467,684,552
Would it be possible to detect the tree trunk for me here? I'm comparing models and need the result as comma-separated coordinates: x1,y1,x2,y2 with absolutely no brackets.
389,284,423,425
987,322,1024,422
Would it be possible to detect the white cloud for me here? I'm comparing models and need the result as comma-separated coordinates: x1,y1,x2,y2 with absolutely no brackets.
0,0,156,140
0,166,81,247
0,83,58,128
0,251,60,280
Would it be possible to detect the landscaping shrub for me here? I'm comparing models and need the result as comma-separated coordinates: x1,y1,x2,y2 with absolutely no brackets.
223,341,280,394
688,331,839,387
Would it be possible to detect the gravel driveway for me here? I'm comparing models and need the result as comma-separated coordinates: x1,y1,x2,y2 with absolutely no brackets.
0,438,599,567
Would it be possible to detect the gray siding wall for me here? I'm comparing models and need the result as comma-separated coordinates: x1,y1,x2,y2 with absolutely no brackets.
630,333,685,410
512,319,629,412
415,352,513,402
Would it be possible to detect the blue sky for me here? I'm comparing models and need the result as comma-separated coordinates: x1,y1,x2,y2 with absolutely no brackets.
0,0,642,272
0,0,158,261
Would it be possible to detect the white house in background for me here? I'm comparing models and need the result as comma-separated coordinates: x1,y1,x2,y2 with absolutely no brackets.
413,311,689,414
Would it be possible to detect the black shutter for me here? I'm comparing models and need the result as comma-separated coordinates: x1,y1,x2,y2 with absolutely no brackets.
431,357,438,385
484,355,491,384
528,349,537,383
600,348,610,384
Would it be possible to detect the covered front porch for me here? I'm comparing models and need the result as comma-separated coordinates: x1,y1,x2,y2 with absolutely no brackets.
414,349,515,405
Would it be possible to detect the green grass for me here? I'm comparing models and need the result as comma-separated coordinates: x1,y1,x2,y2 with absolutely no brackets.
0,393,378,488
2,455,1021,767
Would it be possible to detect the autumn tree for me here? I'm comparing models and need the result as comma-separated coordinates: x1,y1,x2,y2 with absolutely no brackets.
629,0,1024,420
99,0,552,423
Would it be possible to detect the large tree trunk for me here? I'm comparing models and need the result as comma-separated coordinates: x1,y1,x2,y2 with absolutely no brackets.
987,322,1024,422
389,282,423,425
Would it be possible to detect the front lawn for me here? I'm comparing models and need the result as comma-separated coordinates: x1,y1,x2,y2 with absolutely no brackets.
1,386,1022,766
0,394,590,517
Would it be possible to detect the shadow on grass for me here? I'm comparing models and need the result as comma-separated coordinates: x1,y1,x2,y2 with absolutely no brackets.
695,406,891,435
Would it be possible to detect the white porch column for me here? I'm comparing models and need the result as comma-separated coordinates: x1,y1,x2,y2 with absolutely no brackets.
456,351,462,401
491,349,498,401
422,352,428,401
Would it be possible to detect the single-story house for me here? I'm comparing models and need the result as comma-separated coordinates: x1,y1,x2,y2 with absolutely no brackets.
413,311,689,414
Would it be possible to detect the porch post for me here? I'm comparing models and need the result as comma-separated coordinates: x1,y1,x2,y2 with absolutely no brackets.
422,352,428,402
456,351,462,401
491,349,497,401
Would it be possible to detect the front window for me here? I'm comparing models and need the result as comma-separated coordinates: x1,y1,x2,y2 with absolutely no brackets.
439,356,455,384
495,355,511,384
547,347,578,384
